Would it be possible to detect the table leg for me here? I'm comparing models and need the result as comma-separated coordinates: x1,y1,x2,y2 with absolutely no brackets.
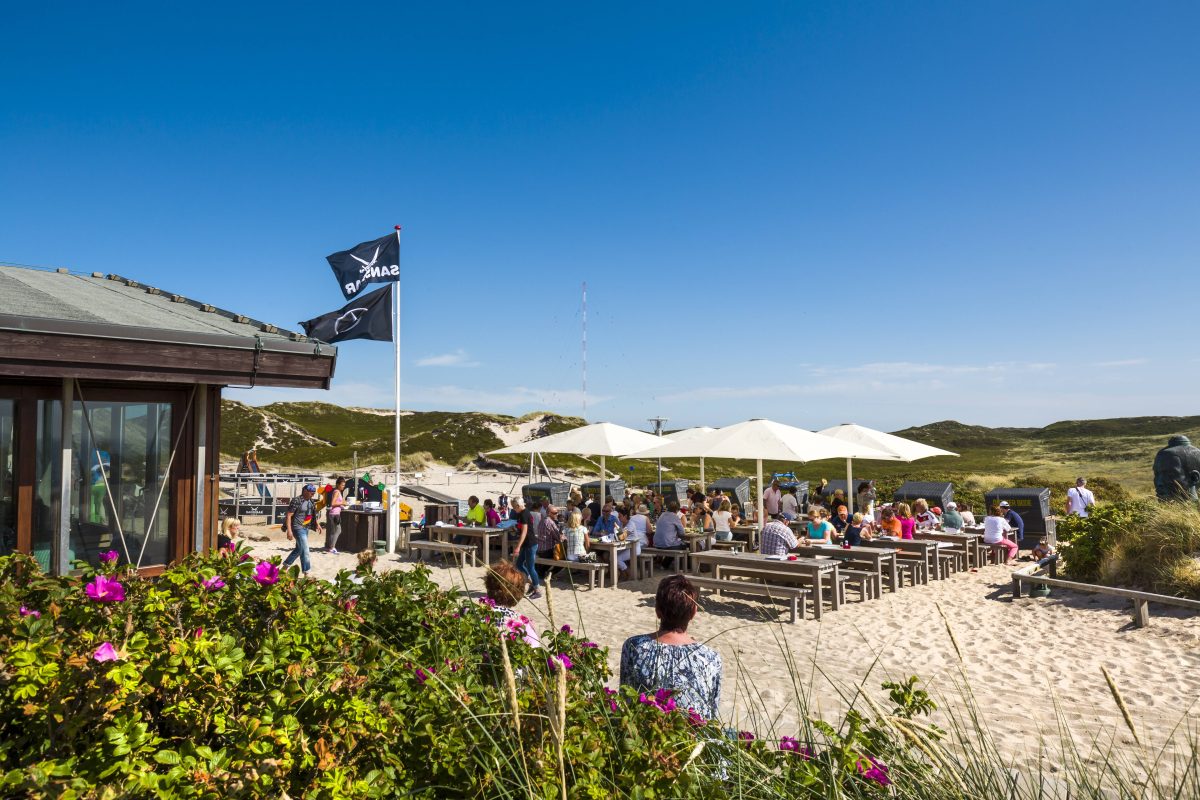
610,551,619,588
829,568,840,611
888,556,898,593
481,536,491,567
810,568,823,620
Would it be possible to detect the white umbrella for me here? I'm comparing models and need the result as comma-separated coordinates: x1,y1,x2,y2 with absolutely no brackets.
817,423,959,514
661,426,716,489
626,419,896,527
489,422,669,506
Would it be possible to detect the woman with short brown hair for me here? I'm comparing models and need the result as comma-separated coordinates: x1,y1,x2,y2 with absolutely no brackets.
619,575,722,720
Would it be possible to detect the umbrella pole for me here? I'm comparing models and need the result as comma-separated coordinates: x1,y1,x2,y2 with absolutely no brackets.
600,455,606,509
700,457,705,495
846,458,854,515
757,458,764,528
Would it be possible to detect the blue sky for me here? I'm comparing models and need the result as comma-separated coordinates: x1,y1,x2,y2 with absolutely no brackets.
3,2,1197,431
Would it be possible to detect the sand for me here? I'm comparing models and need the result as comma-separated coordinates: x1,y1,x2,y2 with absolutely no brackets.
241,523,1200,770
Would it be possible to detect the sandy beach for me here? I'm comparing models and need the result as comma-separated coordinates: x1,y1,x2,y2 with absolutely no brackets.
242,523,1200,770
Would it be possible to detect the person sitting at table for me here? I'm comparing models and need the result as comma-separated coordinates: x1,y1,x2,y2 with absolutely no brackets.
465,494,486,526
913,499,938,529
983,505,1019,564
803,508,835,545
652,500,689,556
690,502,714,533
842,512,871,546
563,511,593,562
958,502,977,527
856,480,877,518
484,498,502,527
895,502,916,539
618,503,651,576
537,504,564,574
829,489,848,514
941,501,964,533
830,505,850,535
759,513,799,555
712,498,734,542
877,506,902,537
620,575,722,721
217,516,241,552
1000,501,1026,544
592,501,620,537
729,503,743,526
780,486,800,521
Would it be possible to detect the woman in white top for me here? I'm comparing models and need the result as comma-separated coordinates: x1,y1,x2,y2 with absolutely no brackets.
617,504,651,574
564,511,591,561
959,503,977,527
712,498,734,542
982,505,1018,564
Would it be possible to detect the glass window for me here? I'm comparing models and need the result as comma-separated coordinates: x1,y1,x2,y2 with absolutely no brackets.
71,401,173,568
33,400,61,572
0,400,14,557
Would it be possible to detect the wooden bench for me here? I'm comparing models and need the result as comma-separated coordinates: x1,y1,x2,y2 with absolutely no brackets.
895,552,929,585
891,558,923,589
535,557,608,589
935,551,961,580
641,547,689,574
688,575,809,624
1011,554,1200,627
718,566,839,619
408,539,477,568
711,540,744,552
838,568,879,602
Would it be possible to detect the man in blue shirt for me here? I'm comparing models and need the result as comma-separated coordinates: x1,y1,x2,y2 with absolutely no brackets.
592,501,619,536
1000,501,1025,543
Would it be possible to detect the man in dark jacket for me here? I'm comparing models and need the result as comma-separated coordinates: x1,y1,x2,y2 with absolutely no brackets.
1000,501,1025,543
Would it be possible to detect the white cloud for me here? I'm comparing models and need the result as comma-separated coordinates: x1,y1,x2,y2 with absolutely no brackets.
1093,359,1147,368
415,349,480,368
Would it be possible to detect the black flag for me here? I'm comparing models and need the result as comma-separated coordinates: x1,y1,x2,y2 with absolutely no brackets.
327,232,400,300
300,285,393,343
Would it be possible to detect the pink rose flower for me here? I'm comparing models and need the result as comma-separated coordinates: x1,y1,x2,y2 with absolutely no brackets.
93,642,119,662
253,561,279,585
85,575,125,603
99,550,120,565
547,653,573,672
201,575,226,591
19,605,40,619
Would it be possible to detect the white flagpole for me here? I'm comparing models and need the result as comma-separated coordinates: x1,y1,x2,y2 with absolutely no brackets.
389,225,402,554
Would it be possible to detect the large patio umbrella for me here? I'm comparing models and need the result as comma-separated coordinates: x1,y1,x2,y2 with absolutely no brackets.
817,423,958,514
489,422,669,507
660,426,716,488
625,419,896,528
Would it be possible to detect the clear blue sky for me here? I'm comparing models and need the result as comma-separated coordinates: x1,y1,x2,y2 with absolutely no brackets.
3,2,1197,431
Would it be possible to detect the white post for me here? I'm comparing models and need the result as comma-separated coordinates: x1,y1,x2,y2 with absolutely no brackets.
57,378,74,576
388,226,402,554
756,458,764,529
600,455,606,510
194,385,208,554
700,457,706,494
846,457,854,516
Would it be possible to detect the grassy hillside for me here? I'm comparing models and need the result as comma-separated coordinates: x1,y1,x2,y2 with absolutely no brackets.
220,401,1200,502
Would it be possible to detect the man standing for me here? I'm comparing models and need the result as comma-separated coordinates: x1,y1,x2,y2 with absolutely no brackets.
283,483,320,576
763,479,783,518
759,514,799,556
999,501,1025,544
510,497,542,599
1066,478,1096,518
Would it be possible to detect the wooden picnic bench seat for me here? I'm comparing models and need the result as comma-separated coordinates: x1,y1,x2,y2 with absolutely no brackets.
641,547,689,574
716,566,841,618
935,550,962,580
837,568,879,602
711,540,744,552
890,557,923,589
688,575,809,624
408,539,477,568
535,557,608,589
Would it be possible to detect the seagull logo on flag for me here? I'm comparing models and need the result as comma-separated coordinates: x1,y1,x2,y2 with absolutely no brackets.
350,246,381,277
334,306,369,334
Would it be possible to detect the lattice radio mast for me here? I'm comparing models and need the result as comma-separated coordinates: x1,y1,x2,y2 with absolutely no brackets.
581,281,588,420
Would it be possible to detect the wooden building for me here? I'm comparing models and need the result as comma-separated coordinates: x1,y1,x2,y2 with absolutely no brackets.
0,266,337,574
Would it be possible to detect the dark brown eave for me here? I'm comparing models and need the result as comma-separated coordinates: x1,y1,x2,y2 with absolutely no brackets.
0,315,337,389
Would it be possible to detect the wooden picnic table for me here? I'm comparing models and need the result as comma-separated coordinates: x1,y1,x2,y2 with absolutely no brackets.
730,525,760,551
794,542,899,594
431,525,507,567
688,550,839,620
682,531,714,552
915,530,983,569
859,537,954,581
589,539,633,588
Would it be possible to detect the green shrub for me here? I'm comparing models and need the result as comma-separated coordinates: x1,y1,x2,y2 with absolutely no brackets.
1,551,934,798
1055,500,1152,582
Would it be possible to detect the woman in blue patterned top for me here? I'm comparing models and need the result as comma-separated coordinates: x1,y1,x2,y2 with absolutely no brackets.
619,575,722,721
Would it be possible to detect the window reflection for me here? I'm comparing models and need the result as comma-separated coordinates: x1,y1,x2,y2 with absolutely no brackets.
0,400,14,556
33,401,61,572
71,401,173,567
